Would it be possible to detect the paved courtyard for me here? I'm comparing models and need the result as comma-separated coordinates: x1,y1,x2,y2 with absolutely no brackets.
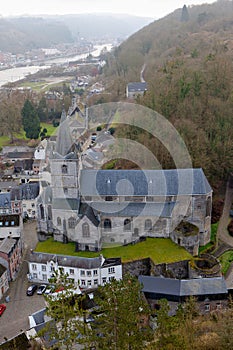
0,221,46,344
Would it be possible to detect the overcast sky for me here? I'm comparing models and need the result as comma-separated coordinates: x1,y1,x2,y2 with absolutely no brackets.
0,0,217,19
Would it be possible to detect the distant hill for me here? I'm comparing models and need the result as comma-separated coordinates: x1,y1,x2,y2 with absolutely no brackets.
101,0,233,189
57,13,154,41
0,14,153,53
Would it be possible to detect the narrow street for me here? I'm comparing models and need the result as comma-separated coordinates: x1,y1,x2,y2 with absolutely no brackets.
217,179,233,246
0,221,46,344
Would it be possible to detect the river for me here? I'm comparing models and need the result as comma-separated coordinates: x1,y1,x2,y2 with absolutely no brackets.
0,44,113,87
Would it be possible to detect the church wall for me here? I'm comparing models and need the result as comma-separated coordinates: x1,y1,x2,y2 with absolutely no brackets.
73,217,101,251
51,159,79,199
100,216,171,245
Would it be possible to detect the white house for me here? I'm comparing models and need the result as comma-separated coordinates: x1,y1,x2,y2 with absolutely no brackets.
27,252,122,289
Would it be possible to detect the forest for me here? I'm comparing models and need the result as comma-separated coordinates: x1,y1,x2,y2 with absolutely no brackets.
100,0,233,193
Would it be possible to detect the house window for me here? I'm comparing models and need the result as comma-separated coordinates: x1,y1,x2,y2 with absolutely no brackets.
33,273,38,279
62,164,68,174
81,280,86,286
205,304,210,312
87,280,92,286
93,270,98,276
5,221,9,226
70,269,74,275
108,267,115,274
109,276,115,282
42,274,47,281
0,222,2,226
124,218,132,231
57,217,61,226
103,219,111,231
94,279,98,285
32,264,37,271
42,265,46,272
102,277,107,284
82,223,90,237
80,270,85,276
68,217,76,229
145,219,152,231
105,196,113,201
87,271,91,276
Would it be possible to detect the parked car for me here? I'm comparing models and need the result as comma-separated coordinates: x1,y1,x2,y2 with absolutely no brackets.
44,285,55,295
37,284,47,295
26,284,37,296
0,304,6,316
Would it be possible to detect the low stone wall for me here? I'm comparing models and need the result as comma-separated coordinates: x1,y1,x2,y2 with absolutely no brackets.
123,258,151,277
151,260,190,279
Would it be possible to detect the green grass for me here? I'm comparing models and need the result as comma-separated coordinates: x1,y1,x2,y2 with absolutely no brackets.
41,122,57,137
35,237,192,264
0,129,28,148
219,250,233,275
0,122,57,149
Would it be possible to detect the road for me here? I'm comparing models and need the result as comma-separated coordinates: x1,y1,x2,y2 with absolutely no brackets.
0,221,45,344
217,179,233,246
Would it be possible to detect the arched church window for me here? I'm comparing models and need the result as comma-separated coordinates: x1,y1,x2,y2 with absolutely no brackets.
40,204,44,220
62,164,68,174
104,219,111,231
145,219,152,231
206,196,212,217
82,223,90,237
48,205,52,220
68,217,76,229
57,217,61,226
124,218,132,231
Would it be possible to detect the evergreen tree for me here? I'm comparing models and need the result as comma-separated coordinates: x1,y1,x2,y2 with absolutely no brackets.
181,5,190,22
40,271,92,350
91,275,151,350
21,99,41,139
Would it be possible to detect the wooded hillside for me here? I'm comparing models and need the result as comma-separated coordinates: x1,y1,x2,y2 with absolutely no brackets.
102,0,233,190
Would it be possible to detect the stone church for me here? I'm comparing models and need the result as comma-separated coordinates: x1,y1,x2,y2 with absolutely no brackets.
37,103,212,255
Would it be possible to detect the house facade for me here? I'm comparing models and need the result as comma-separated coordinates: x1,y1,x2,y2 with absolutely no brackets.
138,275,228,314
0,237,22,281
0,263,9,298
27,251,122,288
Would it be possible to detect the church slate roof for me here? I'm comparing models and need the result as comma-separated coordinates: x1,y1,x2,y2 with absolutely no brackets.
52,198,80,211
79,203,99,226
138,275,228,297
80,168,212,197
55,118,73,157
90,202,175,217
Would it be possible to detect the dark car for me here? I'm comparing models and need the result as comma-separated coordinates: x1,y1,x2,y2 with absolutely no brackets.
0,304,6,316
26,284,37,296
37,284,47,295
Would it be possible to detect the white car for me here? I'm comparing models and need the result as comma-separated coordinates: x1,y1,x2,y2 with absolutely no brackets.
37,284,47,295
44,285,55,295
